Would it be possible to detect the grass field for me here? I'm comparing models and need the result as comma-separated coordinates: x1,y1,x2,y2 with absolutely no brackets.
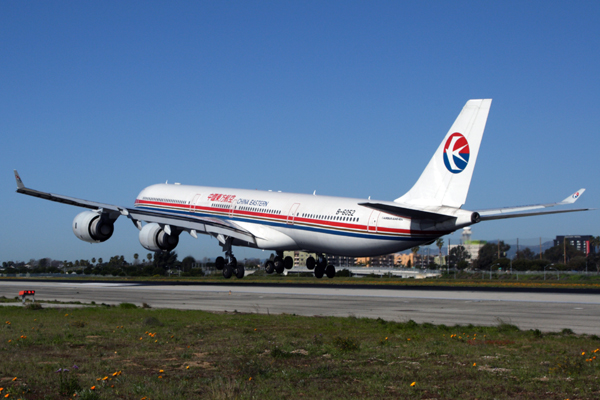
1,302,599,399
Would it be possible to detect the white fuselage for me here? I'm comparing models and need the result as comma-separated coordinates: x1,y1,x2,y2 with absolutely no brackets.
134,184,450,257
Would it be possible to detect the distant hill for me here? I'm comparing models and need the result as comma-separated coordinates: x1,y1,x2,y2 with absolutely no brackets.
420,239,556,259
485,239,555,258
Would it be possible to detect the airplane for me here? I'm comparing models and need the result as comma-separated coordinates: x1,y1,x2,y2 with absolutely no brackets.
14,99,589,279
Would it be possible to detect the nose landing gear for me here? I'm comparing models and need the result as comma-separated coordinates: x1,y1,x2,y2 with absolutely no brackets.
217,236,244,279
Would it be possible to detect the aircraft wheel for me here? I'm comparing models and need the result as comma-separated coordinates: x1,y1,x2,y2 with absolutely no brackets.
223,266,233,279
265,260,275,274
306,256,316,270
216,256,225,270
274,257,284,274
314,264,325,279
325,264,336,279
229,256,237,267
284,256,294,269
235,265,245,279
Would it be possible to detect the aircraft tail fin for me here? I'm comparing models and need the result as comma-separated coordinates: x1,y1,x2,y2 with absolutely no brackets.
395,99,492,208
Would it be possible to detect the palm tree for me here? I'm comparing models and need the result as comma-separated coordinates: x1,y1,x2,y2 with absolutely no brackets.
133,253,139,265
147,253,153,264
436,238,444,269
410,246,420,269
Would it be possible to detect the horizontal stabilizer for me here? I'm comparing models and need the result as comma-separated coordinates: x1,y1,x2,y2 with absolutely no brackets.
479,208,591,221
477,189,586,217
358,202,454,221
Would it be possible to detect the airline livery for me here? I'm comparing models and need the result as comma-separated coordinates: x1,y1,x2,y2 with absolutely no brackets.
14,99,589,279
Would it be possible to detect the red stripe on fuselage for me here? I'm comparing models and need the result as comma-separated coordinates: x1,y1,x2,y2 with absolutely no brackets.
134,199,449,237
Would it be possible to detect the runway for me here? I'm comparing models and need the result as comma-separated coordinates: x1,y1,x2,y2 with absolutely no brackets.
1,280,599,334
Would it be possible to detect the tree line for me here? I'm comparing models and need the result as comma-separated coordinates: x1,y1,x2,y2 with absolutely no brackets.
1,253,262,277
448,236,600,272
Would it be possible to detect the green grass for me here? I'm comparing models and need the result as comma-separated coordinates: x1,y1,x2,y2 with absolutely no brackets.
1,304,600,399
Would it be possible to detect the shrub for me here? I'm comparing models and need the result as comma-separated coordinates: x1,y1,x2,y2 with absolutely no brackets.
271,347,292,358
333,336,360,352
144,317,163,327
25,302,43,310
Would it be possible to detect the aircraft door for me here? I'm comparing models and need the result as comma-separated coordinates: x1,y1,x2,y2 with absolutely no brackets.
367,210,380,233
287,203,300,224
191,194,202,213
229,198,238,217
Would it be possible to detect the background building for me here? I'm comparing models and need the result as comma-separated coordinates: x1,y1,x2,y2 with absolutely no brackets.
554,235,595,256
283,251,313,267
448,227,486,263
283,251,356,268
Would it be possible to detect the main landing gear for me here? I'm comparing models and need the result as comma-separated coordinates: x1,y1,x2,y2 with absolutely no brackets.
264,251,293,275
216,236,244,279
306,254,336,279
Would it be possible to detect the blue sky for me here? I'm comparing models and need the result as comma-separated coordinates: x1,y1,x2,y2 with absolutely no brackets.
2,1,599,263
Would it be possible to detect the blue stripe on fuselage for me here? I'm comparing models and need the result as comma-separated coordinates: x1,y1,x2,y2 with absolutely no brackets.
136,206,434,243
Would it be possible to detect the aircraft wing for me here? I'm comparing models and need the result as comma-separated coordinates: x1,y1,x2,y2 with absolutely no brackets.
14,170,123,212
476,189,590,221
126,208,255,242
13,170,256,243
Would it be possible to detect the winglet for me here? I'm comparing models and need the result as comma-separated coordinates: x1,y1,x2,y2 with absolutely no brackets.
560,188,585,204
14,170,25,189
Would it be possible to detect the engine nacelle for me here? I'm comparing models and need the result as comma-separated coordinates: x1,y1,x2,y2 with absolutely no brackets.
72,211,114,243
139,223,179,252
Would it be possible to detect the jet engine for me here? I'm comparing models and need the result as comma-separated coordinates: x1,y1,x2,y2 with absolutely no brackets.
139,223,179,252
72,210,114,243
